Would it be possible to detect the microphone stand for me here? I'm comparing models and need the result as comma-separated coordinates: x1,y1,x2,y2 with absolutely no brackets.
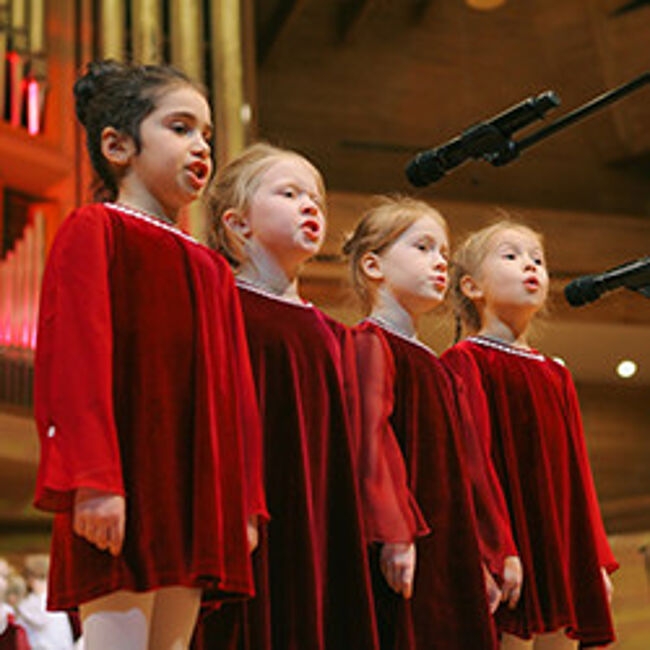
490,72,650,166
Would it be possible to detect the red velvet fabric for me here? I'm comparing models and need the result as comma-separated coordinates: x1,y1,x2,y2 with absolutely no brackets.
0,615,31,650
196,286,380,650
442,337,617,647
34,203,267,610
352,324,430,544
354,321,498,650
451,370,518,576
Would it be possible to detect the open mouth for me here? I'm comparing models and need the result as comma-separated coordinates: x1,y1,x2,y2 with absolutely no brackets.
432,276,447,291
524,277,540,290
187,161,210,186
301,218,322,241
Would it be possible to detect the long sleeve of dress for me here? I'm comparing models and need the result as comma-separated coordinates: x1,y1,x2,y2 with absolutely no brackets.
353,325,429,544
34,209,123,512
442,347,518,574
212,256,269,522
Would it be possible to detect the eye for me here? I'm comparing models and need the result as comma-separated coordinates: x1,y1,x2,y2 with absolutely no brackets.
502,252,517,260
281,187,297,198
202,129,213,145
170,121,191,135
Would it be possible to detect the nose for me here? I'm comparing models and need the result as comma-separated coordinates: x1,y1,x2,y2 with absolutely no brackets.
523,254,537,271
433,251,448,271
193,133,211,158
300,196,320,216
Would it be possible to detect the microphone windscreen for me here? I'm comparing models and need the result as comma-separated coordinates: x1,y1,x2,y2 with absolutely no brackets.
564,276,601,307
405,151,445,187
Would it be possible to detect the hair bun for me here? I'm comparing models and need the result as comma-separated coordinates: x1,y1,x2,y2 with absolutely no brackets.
73,59,125,125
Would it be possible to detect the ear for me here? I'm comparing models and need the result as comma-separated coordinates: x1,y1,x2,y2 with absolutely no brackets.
100,126,136,167
360,251,384,281
459,274,483,301
222,208,252,239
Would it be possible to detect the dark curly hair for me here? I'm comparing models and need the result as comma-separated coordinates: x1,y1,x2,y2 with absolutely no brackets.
74,59,204,201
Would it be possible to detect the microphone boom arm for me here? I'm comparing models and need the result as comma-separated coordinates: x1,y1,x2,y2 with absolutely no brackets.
492,72,650,166
406,72,650,185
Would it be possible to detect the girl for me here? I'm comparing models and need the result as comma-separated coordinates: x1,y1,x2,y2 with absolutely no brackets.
16,555,74,650
33,60,266,650
344,196,519,650
442,220,617,649
0,559,30,650
197,143,425,650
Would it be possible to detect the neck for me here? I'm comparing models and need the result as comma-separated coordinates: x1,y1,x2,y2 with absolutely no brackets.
238,246,302,303
116,187,179,226
370,289,417,338
478,312,532,349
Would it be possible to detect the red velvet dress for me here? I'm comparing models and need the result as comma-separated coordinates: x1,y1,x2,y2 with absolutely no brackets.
34,203,267,610
196,284,380,650
354,320,499,650
0,612,30,650
442,336,617,647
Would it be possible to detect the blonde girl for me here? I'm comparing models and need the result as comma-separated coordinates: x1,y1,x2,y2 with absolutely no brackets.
197,143,418,650
344,196,519,650
443,220,616,649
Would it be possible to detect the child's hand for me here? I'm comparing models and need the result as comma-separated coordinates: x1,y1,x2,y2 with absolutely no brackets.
482,564,502,614
501,555,523,609
73,487,125,556
247,514,259,553
601,567,613,603
380,542,416,599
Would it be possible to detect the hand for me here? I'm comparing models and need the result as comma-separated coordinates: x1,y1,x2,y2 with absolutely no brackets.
73,487,125,556
482,564,502,614
601,567,613,603
380,542,416,599
501,555,523,609
247,514,259,553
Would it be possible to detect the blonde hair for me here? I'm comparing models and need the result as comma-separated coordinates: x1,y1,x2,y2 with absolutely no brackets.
342,195,448,313
450,219,544,338
5,572,27,605
23,553,50,581
207,142,326,266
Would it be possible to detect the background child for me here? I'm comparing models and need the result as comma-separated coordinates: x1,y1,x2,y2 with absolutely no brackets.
34,60,266,650
343,196,518,650
15,555,73,650
443,220,617,649
197,143,423,650
0,558,30,650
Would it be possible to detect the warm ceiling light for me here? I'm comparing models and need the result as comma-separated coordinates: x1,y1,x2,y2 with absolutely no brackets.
466,0,506,10
616,359,637,379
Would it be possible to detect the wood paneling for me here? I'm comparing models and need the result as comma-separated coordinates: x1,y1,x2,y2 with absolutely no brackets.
255,1,650,216
608,532,650,650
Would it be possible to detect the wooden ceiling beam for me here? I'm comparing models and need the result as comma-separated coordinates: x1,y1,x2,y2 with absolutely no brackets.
337,0,378,43
257,0,306,65
410,0,435,24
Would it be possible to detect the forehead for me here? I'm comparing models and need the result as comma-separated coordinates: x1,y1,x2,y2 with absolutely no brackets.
259,156,322,191
401,213,448,242
489,227,542,251
151,84,211,120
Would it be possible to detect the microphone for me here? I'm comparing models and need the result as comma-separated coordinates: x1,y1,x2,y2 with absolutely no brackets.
564,256,650,306
405,91,560,187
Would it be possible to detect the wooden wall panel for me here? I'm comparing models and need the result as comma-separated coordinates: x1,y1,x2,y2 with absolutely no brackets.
578,383,650,533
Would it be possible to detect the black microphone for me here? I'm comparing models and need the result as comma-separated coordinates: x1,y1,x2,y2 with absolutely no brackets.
564,256,650,306
405,91,560,187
